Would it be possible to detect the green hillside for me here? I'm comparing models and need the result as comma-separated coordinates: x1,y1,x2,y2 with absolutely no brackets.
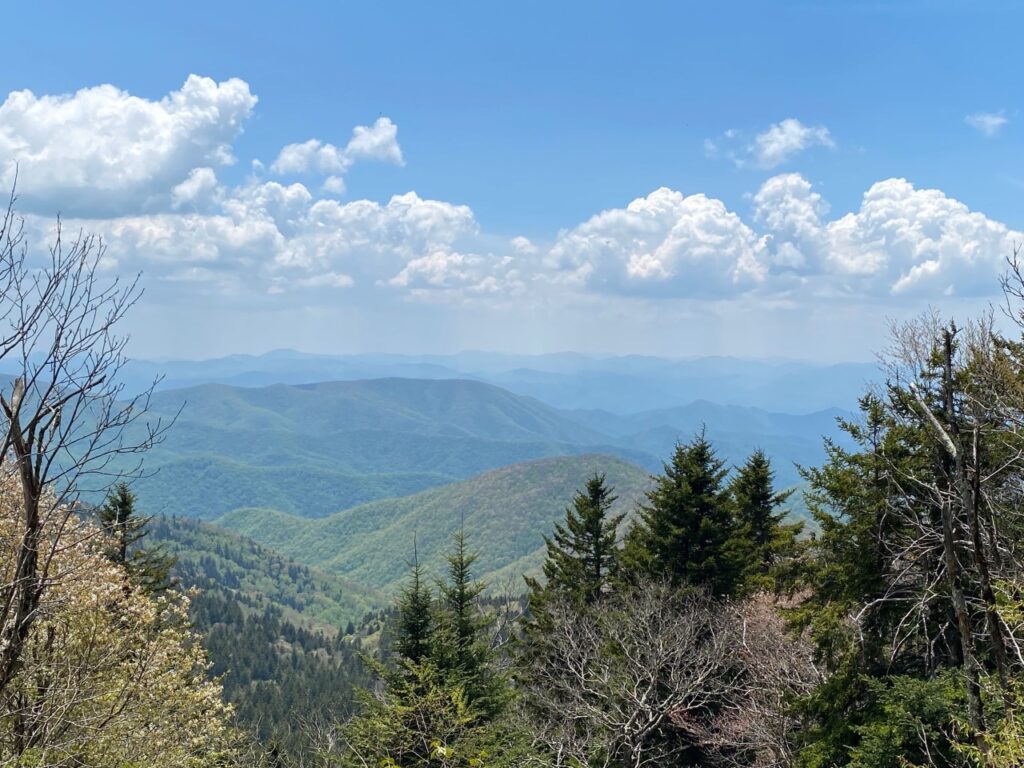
215,453,654,592
148,516,380,630
137,455,450,519
125,378,643,519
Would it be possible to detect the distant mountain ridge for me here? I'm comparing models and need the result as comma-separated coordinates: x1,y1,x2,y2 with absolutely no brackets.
96,349,877,413
121,376,850,521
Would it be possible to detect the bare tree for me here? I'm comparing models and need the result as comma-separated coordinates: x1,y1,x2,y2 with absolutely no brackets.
849,307,1024,760
521,582,746,768
0,187,170,698
701,593,821,768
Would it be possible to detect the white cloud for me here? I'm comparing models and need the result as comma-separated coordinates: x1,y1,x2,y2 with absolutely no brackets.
54,177,485,300
751,119,834,169
966,111,1009,137
826,178,1019,296
547,187,767,297
752,173,829,272
171,167,221,211
510,236,538,255
6,77,1019,311
752,175,1022,296
546,176,1021,301
322,176,346,195
344,117,404,165
0,75,256,215
270,139,349,175
270,116,403,182
389,249,522,297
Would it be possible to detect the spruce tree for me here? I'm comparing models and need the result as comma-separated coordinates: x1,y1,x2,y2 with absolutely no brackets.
729,449,800,593
539,474,624,604
394,537,433,664
98,482,174,594
621,432,740,596
434,527,504,718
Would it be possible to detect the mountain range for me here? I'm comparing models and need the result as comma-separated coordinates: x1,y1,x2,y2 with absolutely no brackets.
123,376,850,521
99,350,878,414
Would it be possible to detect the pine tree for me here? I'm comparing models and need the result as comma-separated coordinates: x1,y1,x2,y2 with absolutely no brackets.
520,475,624,691
538,474,624,604
729,449,801,593
394,536,433,665
338,530,531,765
98,482,175,594
621,432,740,596
434,526,505,718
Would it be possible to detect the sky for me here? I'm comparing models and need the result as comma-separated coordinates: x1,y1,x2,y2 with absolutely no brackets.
0,0,1022,361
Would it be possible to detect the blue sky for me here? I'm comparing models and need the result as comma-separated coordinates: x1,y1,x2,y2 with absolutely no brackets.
1,1,1021,360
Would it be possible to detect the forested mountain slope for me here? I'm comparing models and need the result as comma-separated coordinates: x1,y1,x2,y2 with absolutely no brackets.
215,454,654,592
123,377,846,520
149,516,379,630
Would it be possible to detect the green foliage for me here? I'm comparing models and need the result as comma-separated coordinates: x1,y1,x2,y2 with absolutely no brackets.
335,533,529,766
729,449,803,594
521,474,625,684
846,674,970,768
336,659,535,768
621,433,740,596
192,591,371,761
116,378,645,520
395,543,433,665
537,474,623,604
148,515,378,629
147,516,383,761
216,454,652,592
98,482,175,594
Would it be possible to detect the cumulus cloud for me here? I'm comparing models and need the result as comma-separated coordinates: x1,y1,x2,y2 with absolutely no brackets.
546,176,1021,301
966,111,1009,137
6,77,1018,309
389,249,522,297
51,176,491,300
751,119,834,169
547,187,767,297
827,178,1019,296
752,173,829,272
510,236,538,255
754,175,1021,296
270,116,403,181
705,120,834,170
344,117,403,164
171,167,221,211
0,75,256,215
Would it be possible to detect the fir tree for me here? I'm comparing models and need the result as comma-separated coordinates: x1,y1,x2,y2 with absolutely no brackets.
538,474,624,604
621,432,740,596
729,449,801,593
394,536,433,665
434,526,506,719
98,482,175,594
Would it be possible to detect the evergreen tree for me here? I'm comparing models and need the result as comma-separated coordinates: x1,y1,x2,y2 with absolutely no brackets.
536,473,623,604
337,530,530,765
98,482,175,594
434,527,504,717
621,432,740,596
394,537,433,665
728,449,801,593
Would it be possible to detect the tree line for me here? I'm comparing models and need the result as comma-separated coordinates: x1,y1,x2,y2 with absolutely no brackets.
315,258,1024,766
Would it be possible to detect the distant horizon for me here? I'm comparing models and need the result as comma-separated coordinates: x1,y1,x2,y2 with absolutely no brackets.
128,346,880,367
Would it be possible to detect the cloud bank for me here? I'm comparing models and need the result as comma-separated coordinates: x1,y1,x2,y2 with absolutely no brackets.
0,76,1019,323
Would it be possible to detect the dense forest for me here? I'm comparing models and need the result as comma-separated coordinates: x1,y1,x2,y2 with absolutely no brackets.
4,200,1024,767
